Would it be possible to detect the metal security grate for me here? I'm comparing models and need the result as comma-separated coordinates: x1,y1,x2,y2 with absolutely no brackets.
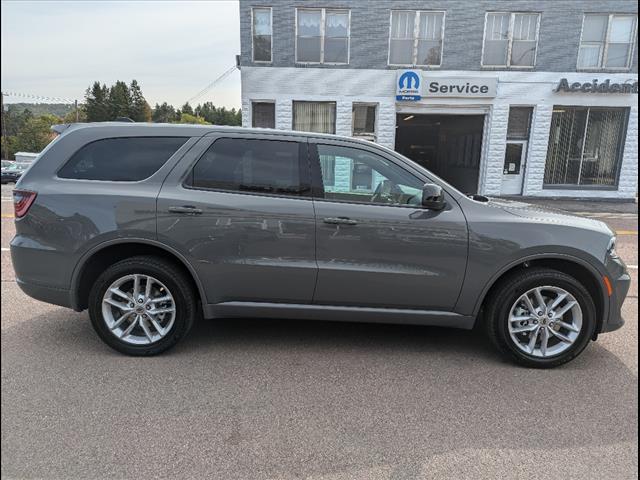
544,107,627,187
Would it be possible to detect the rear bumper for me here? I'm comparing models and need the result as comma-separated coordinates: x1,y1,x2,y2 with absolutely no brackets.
15,278,73,309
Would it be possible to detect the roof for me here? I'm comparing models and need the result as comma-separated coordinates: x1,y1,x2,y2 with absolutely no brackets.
14,152,39,157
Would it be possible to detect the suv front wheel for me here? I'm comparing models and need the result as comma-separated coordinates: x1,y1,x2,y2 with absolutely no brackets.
88,256,197,355
485,268,596,368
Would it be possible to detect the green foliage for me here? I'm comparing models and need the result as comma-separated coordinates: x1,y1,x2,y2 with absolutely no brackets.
85,82,110,122
181,102,194,116
83,79,152,122
4,103,72,118
176,113,210,125
129,80,152,122
193,102,242,126
152,102,178,123
108,81,132,119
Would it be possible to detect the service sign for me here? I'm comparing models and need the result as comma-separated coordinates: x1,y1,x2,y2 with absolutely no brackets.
424,77,498,97
396,70,422,101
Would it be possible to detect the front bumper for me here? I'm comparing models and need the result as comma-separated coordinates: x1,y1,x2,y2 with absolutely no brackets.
601,256,631,333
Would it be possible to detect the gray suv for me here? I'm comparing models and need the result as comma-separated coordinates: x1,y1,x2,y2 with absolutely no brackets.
10,123,630,367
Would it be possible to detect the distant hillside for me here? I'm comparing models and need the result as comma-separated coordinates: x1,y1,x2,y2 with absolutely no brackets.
3,103,76,118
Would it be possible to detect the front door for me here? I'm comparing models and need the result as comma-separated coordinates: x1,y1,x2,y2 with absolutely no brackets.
310,141,468,310
157,133,317,305
501,141,527,195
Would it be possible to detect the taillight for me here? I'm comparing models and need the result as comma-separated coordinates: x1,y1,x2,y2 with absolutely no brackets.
13,190,37,218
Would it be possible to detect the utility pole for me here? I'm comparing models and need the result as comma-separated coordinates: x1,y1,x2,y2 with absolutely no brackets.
0,92,8,160
75,99,79,122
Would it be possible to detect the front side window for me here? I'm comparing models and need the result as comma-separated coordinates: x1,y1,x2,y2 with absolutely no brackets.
296,9,349,64
316,144,424,206
252,7,272,62
577,14,637,70
389,10,444,66
190,138,308,195
544,107,628,187
483,12,540,67
58,137,187,181
293,101,336,134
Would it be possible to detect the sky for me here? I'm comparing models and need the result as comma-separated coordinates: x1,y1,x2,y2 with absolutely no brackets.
1,0,242,108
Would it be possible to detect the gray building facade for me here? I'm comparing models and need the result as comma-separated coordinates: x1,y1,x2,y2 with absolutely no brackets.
239,0,638,198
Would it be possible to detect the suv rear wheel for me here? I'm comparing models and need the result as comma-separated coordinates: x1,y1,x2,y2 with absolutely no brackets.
485,268,596,368
88,256,197,355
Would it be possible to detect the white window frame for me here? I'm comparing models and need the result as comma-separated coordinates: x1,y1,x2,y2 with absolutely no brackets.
387,10,446,67
251,7,273,63
481,12,541,68
295,8,351,65
577,13,638,71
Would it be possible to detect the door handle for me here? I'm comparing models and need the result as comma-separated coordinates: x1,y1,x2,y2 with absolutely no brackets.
168,205,203,215
323,217,358,225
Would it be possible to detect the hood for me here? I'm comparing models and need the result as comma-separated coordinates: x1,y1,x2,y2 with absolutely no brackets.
485,197,614,236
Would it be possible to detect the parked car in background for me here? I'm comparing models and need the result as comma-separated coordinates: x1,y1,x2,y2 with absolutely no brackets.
1,163,28,184
10,123,630,367
2,160,16,169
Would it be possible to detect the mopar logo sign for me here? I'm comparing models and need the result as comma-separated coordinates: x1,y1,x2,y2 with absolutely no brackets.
396,70,421,101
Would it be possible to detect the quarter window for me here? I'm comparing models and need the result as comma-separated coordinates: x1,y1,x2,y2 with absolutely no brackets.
252,7,272,62
389,10,445,66
190,138,308,196
544,107,628,187
577,14,637,70
316,144,424,206
482,12,540,67
296,8,350,64
58,137,187,181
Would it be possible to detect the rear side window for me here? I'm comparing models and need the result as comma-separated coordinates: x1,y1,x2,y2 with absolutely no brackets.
190,138,309,195
58,137,187,181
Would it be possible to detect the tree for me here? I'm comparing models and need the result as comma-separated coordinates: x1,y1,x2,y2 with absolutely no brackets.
62,105,87,123
84,82,110,122
3,106,33,136
180,102,194,116
152,102,177,123
129,80,152,122
108,81,132,119
15,114,61,153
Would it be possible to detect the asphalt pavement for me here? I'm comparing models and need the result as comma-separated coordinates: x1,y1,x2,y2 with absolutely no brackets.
1,183,637,480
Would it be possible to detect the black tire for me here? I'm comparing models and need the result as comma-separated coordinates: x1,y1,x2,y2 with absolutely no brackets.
88,256,197,356
485,267,596,368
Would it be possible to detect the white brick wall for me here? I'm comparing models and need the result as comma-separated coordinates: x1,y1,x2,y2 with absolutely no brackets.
241,67,638,199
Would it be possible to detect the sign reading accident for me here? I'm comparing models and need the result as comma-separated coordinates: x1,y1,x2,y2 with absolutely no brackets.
555,78,638,94
396,71,498,101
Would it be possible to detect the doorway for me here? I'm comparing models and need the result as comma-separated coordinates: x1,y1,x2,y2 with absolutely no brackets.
394,113,485,194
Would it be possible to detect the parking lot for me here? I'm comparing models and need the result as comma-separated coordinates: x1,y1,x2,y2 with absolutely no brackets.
1,182,637,479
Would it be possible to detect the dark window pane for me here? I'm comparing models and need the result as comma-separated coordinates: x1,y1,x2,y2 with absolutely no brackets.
324,38,348,63
58,137,187,181
297,36,321,62
252,102,275,128
352,104,376,136
192,138,305,195
507,107,533,139
503,143,524,174
253,35,271,61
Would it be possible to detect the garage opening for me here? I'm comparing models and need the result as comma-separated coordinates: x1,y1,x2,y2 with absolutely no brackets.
394,114,485,194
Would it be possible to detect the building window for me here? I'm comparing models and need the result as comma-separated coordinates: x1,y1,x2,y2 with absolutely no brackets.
507,107,533,140
482,12,540,67
577,14,637,70
352,103,377,141
389,11,445,66
252,102,275,128
293,101,336,134
252,7,272,63
296,9,349,64
544,107,628,188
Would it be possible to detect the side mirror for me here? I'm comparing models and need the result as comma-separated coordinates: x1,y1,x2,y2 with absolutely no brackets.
421,183,446,210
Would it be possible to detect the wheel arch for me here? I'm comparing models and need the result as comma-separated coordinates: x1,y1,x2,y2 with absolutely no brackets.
474,254,608,334
71,239,206,312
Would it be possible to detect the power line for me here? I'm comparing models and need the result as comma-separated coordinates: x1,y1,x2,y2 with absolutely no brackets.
186,66,237,105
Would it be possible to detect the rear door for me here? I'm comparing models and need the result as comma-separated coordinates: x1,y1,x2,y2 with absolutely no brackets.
156,132,317,305
310,140,468,310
